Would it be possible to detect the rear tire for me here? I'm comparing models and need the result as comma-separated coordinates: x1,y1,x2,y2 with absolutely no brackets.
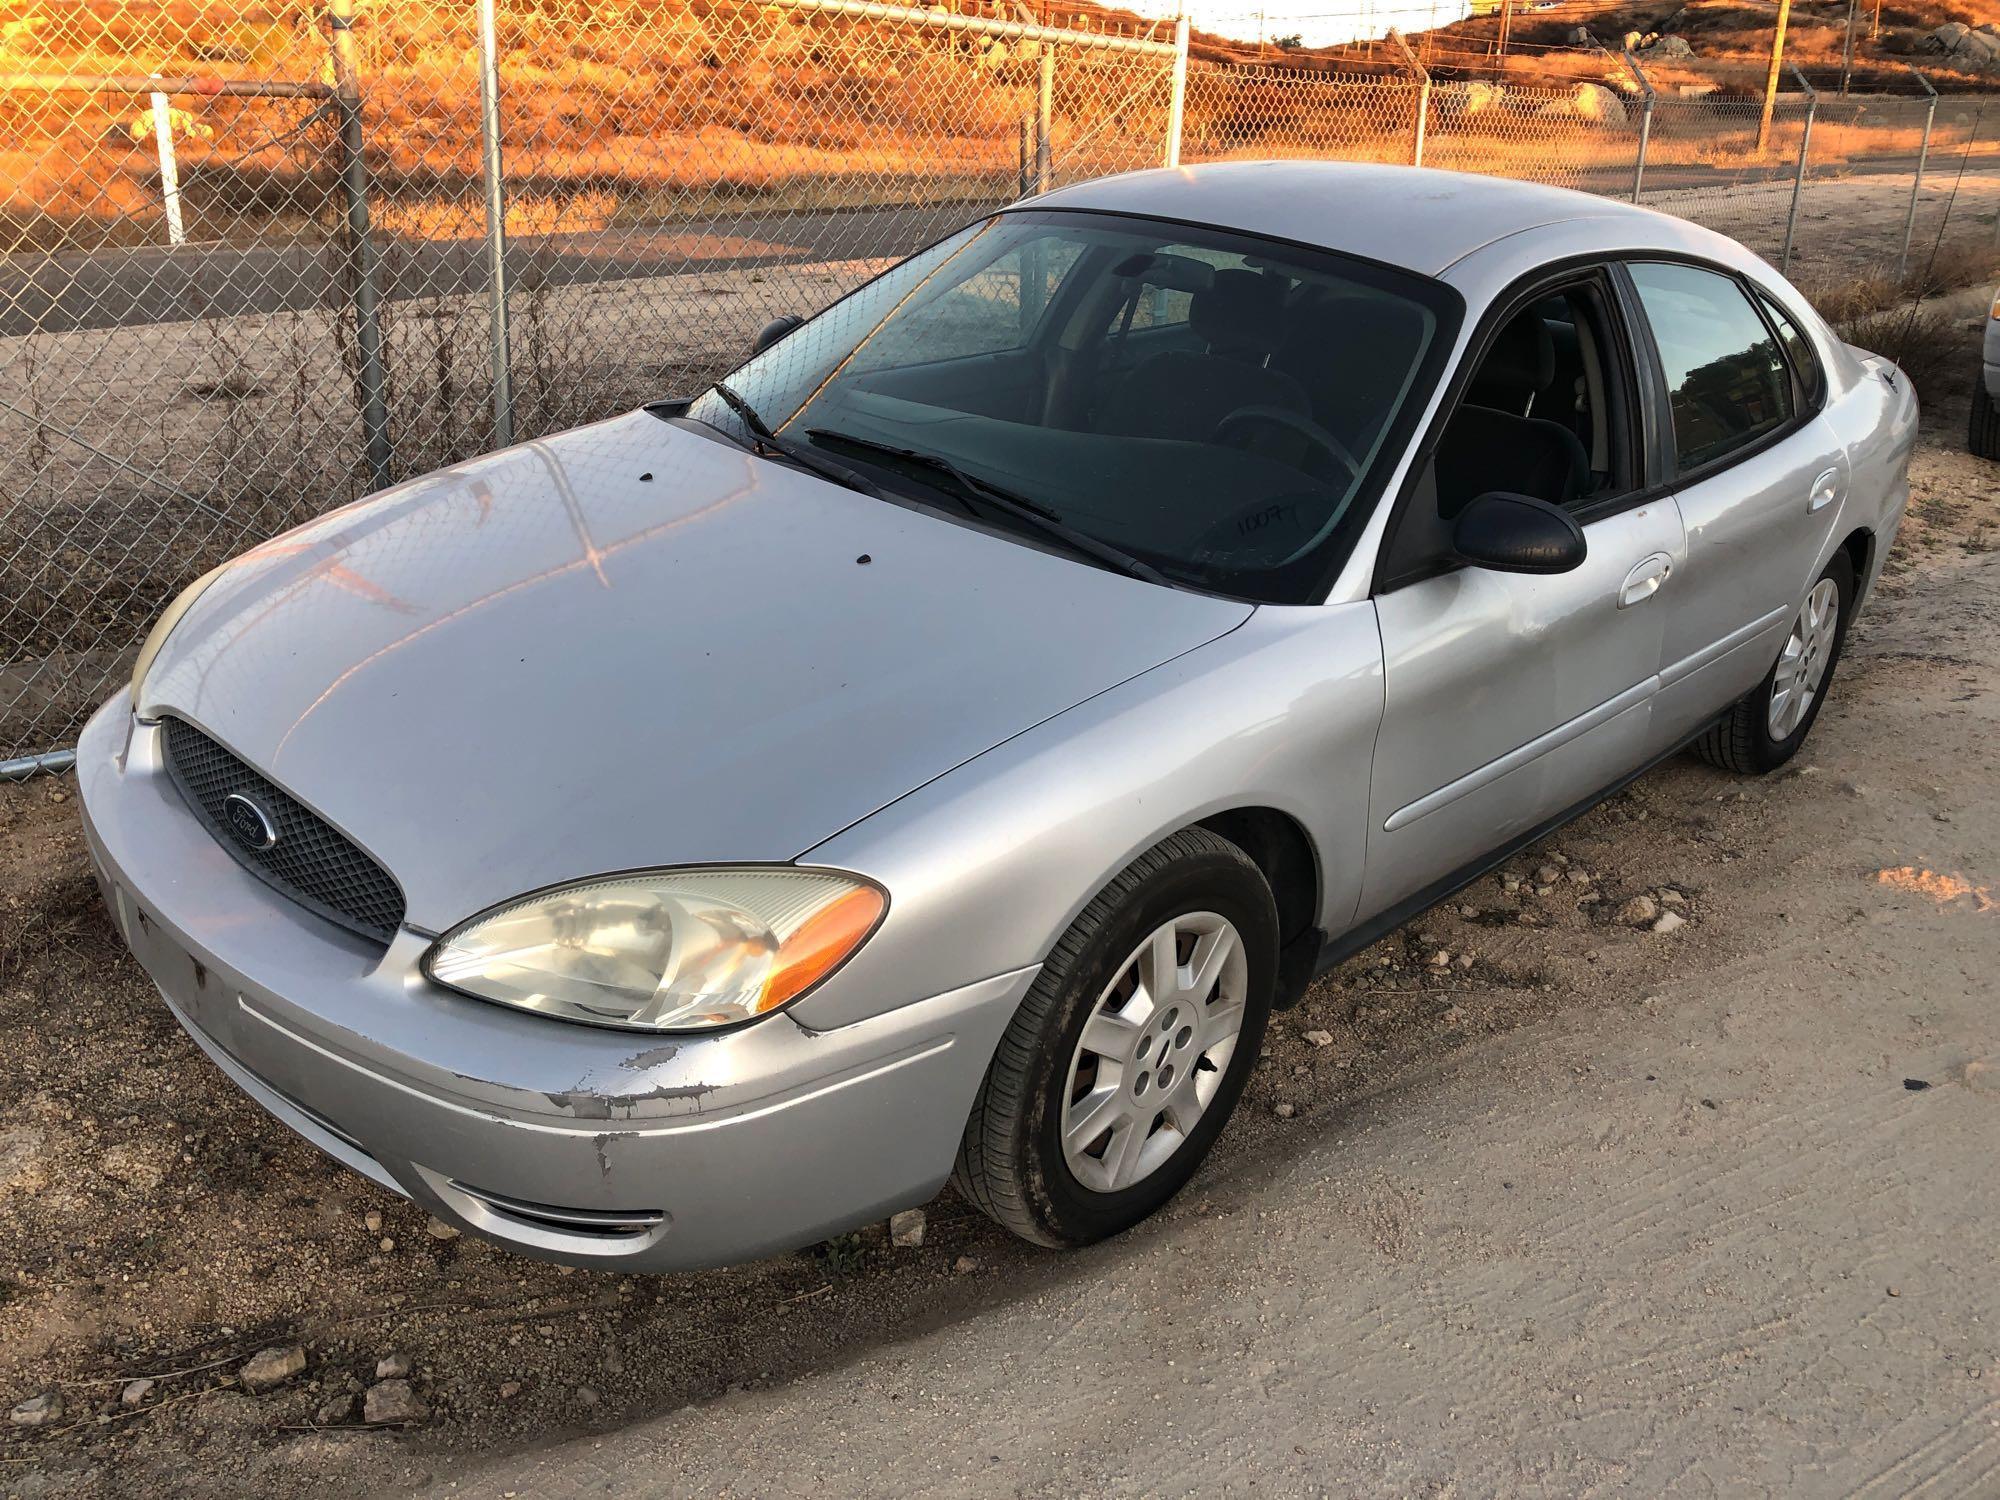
1970,365,2000,459
1694,552,1854,776
953,827,1278,1249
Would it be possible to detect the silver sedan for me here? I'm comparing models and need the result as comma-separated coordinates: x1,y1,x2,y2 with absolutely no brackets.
77,162,1917,1269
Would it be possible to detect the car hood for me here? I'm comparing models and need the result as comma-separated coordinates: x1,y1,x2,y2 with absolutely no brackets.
142,411,1252,932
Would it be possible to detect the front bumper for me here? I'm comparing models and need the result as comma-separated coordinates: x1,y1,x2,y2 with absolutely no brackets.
75,697,1031,1271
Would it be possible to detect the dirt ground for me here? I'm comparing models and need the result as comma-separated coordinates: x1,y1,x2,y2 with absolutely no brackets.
2,318,1998,1499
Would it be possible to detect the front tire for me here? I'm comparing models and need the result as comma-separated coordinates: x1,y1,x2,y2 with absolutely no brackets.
1694,552,1854,776
953,827,1278,1249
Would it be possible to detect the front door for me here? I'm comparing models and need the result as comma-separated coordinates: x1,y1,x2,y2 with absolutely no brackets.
1363,502,1684,919
1358,268,1685,921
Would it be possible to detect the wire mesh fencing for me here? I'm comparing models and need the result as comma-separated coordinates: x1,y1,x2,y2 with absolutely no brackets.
0,0,1178,761
9,3,2000,763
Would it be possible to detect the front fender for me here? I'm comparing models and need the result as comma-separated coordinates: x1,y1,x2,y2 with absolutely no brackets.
790,602,1386,1030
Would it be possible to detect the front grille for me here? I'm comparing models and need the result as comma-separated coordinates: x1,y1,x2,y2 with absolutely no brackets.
160,717,406,944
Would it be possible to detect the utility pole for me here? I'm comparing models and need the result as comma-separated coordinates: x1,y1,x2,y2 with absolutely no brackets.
1757,0,1793,154
1870,0,1884,41
1497,0,1515,60
1839,0,1858,93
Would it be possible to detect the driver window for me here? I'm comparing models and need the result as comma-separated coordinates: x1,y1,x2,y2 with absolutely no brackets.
1426,277,1633,523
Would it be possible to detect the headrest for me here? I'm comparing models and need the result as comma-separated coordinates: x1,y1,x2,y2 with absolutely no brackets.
1469,312,1555,405
1112,251,1216,295
1191,269,1289,356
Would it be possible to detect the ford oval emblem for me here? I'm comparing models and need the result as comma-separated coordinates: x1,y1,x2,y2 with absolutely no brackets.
222,792,279,853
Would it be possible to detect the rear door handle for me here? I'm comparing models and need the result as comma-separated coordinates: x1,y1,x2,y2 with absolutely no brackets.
1808,468,1840,513
1619,552,1673,608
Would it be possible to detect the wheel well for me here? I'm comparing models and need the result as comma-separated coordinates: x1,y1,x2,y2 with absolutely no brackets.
1839,527,1873,590
1196,808,1320,948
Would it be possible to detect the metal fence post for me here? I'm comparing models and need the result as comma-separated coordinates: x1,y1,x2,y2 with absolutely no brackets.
1035,46,1054,193
1389,29,1429,168
1782,65,1816,274
1624,48,1656,204
326,0,393,492
148,86,186,247
476,0,514,447
1897,65,1938,278
1164,15,1188,168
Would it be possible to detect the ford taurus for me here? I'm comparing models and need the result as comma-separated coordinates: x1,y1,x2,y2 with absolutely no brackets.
77,162,1917,1269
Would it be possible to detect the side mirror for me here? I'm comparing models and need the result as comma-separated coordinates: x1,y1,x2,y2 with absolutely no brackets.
1451,492,1587,575
752,314,804,357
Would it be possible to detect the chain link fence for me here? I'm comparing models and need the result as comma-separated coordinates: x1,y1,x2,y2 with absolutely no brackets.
7,1,2000,762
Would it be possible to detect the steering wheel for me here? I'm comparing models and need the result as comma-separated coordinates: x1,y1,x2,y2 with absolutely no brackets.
1213,405,1363,484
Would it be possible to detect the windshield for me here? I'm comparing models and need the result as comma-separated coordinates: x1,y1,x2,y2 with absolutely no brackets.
686,209,1460,603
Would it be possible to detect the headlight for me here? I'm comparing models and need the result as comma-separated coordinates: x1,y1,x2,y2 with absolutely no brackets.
129,562,233,713
422,868,886,1032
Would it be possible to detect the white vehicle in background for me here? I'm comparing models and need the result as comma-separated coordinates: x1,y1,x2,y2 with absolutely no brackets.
1971,288,2000,458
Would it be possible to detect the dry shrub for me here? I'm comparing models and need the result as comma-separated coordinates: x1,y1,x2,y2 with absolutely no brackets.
1836,305,1965,401
1804,238,2000,320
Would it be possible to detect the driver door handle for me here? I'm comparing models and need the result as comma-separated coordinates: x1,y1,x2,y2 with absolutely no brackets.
1618,552,1673,609
1808,468,1841,514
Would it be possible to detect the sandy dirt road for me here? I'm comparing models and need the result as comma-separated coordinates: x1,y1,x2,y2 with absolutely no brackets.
2,336,1998,1499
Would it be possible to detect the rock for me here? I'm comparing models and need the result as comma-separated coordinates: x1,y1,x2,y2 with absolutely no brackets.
575,1385,600,1408
362,1379,427,1425
1457,904,1479,919
363,1210,383,1234
1302,1029,1335,1048
889,1208,926,1248
239,1345,306,1394
424,1218,460,1241
1642,32,1693,57
1567,868,1594,884
1535,864,1561,884
1659,888,1686,907
119,1379,154,1409
1274,1102,1296,1119
1545,82,1627,126
378,1237,396,1253
498,1381,522,1400
10,1392,62,1427
313,1394,354,1425
374,1352,411,1381
1615,895,1659,927
953,1255,979,1274
1652,910,1688,934
1429,949,1451,967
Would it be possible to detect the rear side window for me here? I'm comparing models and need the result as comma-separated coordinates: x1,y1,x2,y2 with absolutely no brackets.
1628,262,1794,472
1755,288,1824,406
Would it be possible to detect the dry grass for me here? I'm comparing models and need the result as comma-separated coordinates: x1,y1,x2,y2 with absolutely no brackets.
1836,303,1967,398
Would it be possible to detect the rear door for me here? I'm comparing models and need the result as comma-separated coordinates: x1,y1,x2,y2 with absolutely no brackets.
1359,267,1686,921
1618,262,1850,745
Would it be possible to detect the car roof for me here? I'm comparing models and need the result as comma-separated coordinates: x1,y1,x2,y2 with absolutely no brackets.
1024,161,1671,277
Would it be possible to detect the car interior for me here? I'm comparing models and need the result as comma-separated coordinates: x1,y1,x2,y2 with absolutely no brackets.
799,233,1448,598
1430,282,1632,521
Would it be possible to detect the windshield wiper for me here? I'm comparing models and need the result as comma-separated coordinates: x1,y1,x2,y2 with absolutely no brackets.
702,384,884,499
805,429,1171,588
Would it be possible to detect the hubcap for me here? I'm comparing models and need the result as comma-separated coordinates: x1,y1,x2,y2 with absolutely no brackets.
1059,911,1249,1194
1767,578,1840,741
